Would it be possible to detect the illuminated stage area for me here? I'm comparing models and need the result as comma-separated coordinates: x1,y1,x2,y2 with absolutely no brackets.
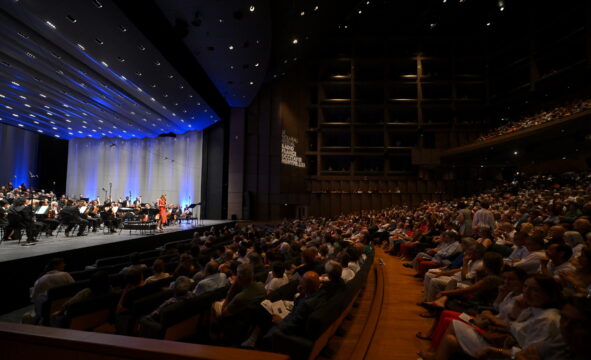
0,220,230,264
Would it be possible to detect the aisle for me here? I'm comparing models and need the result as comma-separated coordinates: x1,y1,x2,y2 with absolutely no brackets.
364,247,433,360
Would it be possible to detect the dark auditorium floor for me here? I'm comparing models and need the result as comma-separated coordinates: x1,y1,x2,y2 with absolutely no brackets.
326,247,433,360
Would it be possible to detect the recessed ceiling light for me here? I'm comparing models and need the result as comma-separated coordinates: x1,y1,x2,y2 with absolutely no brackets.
101,61,109,67
300,11,305,16
24,104,31,108
77,43,85,50
45,20,56,29
39,93,46,98
292,38,298,44
249,5,255,12
255,62,260,67
249,81,254,85
5,106,12,109
228,45,234,50
34,121,39,124
11,81,20,86
18,123,23,126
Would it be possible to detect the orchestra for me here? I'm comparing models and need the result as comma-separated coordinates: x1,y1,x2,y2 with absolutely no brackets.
0,183,195,245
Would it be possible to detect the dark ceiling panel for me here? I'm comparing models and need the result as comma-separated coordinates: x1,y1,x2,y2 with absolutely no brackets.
0,0,221,139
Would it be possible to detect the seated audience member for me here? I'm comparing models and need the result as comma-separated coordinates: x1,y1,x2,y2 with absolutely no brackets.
573,218,590,238
31,258,75,309
418,267,527,347
263,271,326,342
406,231,461,276
192,255,211,283
505,231,529,263
172,253,196,278
422,238,474,301
419,252,504,316
219,263,266,318
320,260,346,297
53,271,111,318
518,296,591,359
292,247,322,281
545,225,566,245
493,222,516,246
247,252,266,275
560,247,591,296
539,243,576,279
144,259,171,283
339,252,356,282
119,252,148,276
563,231,585,259
513,235,547,274
421,274,565,360
117,268,145,313
424,243,485,302
474,226,494,249
194,260,229,296
145,276,194,321
264,261,289,294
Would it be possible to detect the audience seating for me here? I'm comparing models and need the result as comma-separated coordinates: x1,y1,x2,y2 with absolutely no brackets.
270,251,374,360
139,285,229,340
60,292,120,332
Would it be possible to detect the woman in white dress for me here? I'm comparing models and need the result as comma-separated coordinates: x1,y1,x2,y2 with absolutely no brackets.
420,274,565,360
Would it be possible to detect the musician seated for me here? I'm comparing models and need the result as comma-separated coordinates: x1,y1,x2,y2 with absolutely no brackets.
6,198,40,243
79,201,100,232
101,202,121,233
37,199,59,236
0,199,9,229
60,200,88,237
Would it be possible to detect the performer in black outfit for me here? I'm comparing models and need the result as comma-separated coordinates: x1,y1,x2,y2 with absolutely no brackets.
6,198,41,244
60,200,88,237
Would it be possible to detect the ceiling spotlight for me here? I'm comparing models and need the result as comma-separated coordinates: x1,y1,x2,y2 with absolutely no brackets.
513,151,518,155
255,62,259,67
300,11,306,16
366,1,370,4
249,81,254,85
228,45,234,50
358,10,362,14
249,5,255,12
314,5,319,11
45,20,56,29
39,93,46,98
101,61,109,67
486,22,491,26
292,38,299,44
11,81,20,86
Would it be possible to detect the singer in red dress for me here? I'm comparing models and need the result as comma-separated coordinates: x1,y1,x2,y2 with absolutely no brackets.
157,194,167,231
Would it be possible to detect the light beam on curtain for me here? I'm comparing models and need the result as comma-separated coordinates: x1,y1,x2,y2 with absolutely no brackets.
66,131,202,208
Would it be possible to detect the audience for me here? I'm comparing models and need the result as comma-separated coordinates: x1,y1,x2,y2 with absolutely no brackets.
21,170,591,359
476,97,591,142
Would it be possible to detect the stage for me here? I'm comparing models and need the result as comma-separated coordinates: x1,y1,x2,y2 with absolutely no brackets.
0,220,234,313
0,220,231,263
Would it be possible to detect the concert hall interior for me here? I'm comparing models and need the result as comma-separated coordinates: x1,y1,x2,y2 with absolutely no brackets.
1,1,591,360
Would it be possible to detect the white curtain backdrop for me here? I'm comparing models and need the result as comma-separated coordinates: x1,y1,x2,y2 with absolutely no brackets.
66,131,202,208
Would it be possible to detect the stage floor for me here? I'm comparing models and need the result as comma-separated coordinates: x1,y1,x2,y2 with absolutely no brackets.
0,220,231,264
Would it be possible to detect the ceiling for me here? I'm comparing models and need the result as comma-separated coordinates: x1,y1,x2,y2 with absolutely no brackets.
0,0,220,140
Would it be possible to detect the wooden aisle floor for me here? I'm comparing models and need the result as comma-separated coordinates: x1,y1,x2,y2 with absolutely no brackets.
364,247,434,360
